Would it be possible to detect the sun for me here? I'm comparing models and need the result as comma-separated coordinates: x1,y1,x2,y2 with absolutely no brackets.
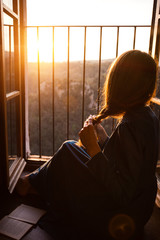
27,27,53,63
27,27,81,63
27,27,85,63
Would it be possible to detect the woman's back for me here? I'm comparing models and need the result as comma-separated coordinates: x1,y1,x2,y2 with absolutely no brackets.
102,106,159,234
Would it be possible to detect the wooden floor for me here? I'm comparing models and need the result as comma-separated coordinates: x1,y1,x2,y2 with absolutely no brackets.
0,190,54,240
0,190,160,240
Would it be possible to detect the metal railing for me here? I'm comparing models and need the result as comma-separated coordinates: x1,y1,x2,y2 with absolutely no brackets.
25,25,152,158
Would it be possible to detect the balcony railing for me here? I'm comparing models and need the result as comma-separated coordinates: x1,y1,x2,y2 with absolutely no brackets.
21,24,160,159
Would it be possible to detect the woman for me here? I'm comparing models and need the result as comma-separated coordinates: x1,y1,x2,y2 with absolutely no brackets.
17,50,159,240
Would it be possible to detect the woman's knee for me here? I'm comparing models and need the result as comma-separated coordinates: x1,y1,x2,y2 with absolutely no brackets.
61,140,77,150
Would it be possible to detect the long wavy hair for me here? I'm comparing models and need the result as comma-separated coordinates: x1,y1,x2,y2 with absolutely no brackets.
93,50,157,124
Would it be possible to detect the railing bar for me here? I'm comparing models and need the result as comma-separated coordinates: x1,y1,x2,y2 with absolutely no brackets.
82,26,86,127
4,24,14,27
112,26,120,131
52,26,55,154
37,26,42,158
97,26,102,114
67,26,70,140
133,26,136,50
116,26,119,58
148,26,152,54
9,25,13,156
25,25,151,28
8,25,12,94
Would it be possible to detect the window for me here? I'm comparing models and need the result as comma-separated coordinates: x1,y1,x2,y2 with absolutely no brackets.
0,0,26,193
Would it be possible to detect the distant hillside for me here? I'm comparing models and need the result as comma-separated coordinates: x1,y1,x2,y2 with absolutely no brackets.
27,59,114,155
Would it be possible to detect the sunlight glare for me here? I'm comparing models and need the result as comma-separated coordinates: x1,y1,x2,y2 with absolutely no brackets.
27,26,151,63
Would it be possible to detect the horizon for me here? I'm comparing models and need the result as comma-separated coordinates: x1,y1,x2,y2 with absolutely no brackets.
26,58,114,64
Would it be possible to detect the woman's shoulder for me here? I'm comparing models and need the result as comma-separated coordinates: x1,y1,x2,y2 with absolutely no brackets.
104,106,159,152
118,105,159,142
122,106,158,127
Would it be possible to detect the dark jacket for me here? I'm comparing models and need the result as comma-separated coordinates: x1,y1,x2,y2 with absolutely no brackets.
87,106,159,236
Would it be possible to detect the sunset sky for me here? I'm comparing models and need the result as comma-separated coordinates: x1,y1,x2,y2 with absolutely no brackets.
26,0,154,62
27,0,154,26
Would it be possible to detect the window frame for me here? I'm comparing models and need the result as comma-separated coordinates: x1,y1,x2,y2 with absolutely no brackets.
0,0,26,193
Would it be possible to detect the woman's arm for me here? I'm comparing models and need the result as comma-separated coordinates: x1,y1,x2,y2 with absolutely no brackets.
94,123,109,148
86,122,144,202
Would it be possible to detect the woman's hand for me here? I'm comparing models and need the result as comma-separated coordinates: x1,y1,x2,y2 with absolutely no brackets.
79,118,101,158
84,115,108,147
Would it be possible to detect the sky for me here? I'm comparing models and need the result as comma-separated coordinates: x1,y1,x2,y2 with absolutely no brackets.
27,0,154,26
26,0,154,62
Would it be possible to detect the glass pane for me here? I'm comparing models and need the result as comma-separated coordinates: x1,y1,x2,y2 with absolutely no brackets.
3,13,16,93
3,0,13,11
7,98,18,169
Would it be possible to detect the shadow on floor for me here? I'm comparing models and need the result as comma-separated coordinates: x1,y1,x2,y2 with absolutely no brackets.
0,190,160,240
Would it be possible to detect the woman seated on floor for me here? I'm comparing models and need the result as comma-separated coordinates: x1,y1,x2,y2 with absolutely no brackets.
16,50,159,240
